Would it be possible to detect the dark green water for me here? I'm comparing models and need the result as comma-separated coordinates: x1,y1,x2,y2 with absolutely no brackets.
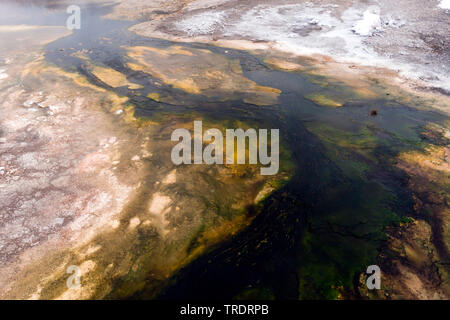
4,0,448,299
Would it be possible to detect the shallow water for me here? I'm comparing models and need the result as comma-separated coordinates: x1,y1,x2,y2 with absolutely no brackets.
1,0,448,299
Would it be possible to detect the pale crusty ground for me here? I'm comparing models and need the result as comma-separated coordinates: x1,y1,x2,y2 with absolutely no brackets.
359,219,449,299
104,0,450,299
